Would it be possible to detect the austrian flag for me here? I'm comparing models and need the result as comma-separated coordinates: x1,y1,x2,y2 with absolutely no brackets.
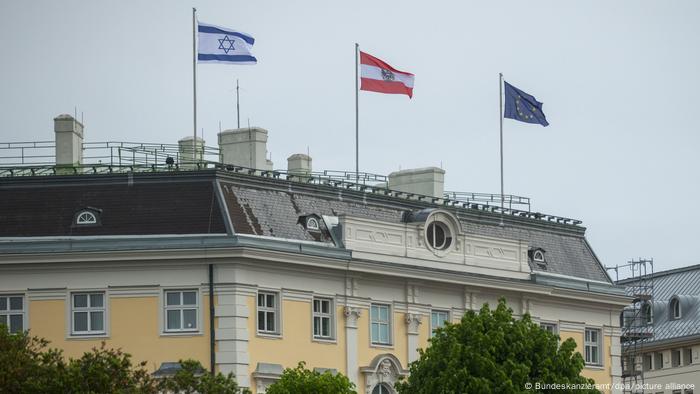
360,51,414,98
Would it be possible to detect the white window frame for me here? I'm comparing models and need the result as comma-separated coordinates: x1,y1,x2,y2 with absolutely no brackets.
671,297,681,320
163,289,199,333
540,322,558,335
0,294,26,333
76,211,97,225
71,292,106,336
643,353,653,371
683,348,692,366
430,310,450,336
654,352,664,370
257,291,281,336
584,328,602,366
370,303,392,346
312,297,335,341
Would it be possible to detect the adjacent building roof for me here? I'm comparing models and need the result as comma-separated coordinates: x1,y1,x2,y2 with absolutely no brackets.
0,168,612,285
618,264,700,344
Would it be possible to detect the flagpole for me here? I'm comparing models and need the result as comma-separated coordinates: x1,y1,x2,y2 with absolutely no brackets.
236,79,241,128
355,43,359,183
192,7,198,164
499,72,504,226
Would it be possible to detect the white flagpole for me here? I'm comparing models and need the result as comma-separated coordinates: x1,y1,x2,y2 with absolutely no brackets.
192,8,198,164
355,43,359,183
499,72,504,226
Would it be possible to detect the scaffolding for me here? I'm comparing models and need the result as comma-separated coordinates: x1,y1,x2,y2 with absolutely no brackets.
607,259,654,394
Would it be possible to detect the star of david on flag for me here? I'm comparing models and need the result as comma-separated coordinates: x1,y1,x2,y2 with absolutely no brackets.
503,81,549,127
198,21,257,65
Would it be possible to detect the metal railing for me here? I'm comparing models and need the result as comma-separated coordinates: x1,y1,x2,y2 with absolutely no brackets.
444,191,530,211
0,139,585,226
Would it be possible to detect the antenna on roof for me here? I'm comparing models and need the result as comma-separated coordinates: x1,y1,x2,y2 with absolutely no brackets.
307,146,310,156
247,118,251,130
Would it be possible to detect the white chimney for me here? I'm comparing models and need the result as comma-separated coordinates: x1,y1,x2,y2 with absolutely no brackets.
54,114,83,167
287,153,312,181
178,136,205,168
218,127,273,170
388,167,445,198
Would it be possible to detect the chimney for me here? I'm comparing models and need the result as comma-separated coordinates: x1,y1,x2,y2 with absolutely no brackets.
178,136,205,168
54,114,84,167
287,153,312,181
387,167,445,198
218,127,273,170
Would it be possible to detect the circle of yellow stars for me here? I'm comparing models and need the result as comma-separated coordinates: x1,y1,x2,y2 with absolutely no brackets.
515,95,538,121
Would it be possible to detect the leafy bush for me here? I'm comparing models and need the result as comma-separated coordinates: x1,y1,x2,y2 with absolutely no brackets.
265,362,356,394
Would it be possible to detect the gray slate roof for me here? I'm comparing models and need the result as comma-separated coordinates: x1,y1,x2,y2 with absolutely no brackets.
619,264,700,343
219,176,611,284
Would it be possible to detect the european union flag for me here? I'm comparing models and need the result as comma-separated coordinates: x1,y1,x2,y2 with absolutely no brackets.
504,81,549,127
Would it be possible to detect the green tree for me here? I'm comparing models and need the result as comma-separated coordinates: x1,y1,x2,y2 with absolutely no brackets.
395,299,600,394
0,325,65,393
265,362,356,394
0,324,247,393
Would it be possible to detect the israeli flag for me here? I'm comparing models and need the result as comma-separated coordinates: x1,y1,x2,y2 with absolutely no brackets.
198,21,257,65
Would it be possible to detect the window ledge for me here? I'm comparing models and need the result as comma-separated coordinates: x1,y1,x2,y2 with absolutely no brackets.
370,343,394,349
161,331,202,337
312,337,338,345
257,332,283,340
67,333,109,340
584,364,605,370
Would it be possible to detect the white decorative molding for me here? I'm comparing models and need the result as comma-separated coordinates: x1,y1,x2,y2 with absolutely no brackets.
28,288,67,300
345,277,359,297
340,215,528,281
344,306,362,328
406,284,419,304
344,306,362,386
360,354,409,394
215,290,250,387
405,313,423,335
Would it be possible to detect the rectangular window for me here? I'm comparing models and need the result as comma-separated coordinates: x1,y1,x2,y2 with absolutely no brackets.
164,290,198,332
312,297,334,340
654,352,664,369
540,322,558,335
257,291,279,335
0,295,24,333
672,349,681,367
72,292,105,335
684,348,692,366
643,354,653,371
370,303,391,345
430,310,449,336
584,328,602,366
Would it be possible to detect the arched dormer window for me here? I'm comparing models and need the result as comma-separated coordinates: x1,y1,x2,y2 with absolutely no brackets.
306,217,320,231
641,302,652,325
73,208,101,227
670,297,681,320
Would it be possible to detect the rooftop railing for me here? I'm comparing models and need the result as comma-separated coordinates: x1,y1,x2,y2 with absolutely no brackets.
0,140,582,226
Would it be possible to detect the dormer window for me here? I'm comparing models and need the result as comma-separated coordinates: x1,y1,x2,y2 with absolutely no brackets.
642,302,653,325
529,248,547,268
76,211,97,225
306,217,320,231
670,297,681,320
533,250,545,263
73,208,101,227
426,221,452,250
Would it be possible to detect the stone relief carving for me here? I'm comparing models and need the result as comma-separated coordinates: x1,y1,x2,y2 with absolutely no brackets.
343,306,361,328
405,313,423,335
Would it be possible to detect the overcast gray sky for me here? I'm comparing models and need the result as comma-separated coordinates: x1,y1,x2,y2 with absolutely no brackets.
1,0,698,278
